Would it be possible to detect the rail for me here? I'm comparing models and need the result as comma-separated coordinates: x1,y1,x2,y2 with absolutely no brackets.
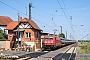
68,44,76,60
52,43,76,60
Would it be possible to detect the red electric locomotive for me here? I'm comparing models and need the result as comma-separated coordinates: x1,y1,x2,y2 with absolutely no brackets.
44,34,62,50
43,34,76,50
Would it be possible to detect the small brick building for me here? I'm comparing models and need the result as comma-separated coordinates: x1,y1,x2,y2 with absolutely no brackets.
6,17,42,51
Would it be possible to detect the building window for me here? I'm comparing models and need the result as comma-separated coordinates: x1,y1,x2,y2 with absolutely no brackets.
38,32,40,38
35,32,40,38
10,33,12,37
16,32,17,35
26,32,31,38
35,32,37,38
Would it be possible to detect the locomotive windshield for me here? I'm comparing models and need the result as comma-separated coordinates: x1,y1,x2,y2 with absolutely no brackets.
45,38,53,40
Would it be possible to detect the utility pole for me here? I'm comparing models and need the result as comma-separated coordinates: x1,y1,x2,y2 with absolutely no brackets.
53,29,58,35
60,26,62,34
66,31,67,39
70,16,72,25
70,33,71,39
17,13,20,48
29,3,32,20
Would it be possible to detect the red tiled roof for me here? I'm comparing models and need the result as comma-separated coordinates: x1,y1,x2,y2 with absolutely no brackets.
20,18,28,22
6,21,18,30
0,16,13,25
6,17,41,30
28,20,41,30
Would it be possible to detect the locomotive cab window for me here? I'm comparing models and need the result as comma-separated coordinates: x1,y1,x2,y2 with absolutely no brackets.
45,38,53,40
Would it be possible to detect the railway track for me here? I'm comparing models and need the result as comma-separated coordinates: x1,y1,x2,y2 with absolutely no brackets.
52,43,76,60
0,44,76,60
0,51,48,60
36,43,76,60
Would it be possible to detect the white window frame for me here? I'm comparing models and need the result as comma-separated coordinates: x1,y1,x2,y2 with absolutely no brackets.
26,32,31,38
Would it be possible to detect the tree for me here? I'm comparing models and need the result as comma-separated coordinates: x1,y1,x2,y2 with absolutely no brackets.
0,29,8,39
0,33,4,39
58,33,65,38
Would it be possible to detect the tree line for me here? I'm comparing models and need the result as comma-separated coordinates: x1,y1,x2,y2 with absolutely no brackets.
78,40,90,42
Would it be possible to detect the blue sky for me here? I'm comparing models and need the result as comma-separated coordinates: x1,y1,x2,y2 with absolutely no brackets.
0,0,90,40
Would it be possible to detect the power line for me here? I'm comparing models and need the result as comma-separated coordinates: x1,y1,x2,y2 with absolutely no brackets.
73,9,90,16
14,0,28,15
0,0,27,16
32,10,59,29
13,0,58,28
32,6,66,30
33,7,61,30
32,17,60,33
35,18,60,34
34,7,51,15
32,17,55,29
11,0,61,32
81,34,90,40
0,0,60,34
57,0,76,40
32,6,90,17
32,11,51,21
14,0,27,8
51,14,59,30
62,0,70,17
13,0,59,30
57,0,70,24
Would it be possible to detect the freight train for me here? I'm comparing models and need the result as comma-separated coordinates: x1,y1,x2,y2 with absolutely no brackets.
44,34,76,50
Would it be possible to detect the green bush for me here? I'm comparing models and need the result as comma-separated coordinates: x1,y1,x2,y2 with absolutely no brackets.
78,42,90,54
0,29,7,39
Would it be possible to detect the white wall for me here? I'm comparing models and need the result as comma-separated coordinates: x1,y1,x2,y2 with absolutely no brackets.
0,25,8,34
0,26,6,30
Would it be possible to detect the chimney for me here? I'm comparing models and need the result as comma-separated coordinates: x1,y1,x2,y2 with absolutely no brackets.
20,17,22,21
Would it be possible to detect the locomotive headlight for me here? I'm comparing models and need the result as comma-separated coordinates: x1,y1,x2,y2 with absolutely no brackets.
51,41,53,43
45,41,47,43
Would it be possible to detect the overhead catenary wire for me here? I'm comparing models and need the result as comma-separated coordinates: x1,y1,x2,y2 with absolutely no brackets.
14,0,27,8
32,10,59,29
14,0,56,24
8,0,60,34
34,7,52,15
61,1,90,40
81,34,90,40
34,6,90,17
14,0,28,15
12,0,62,34
14,0,59,30
0,0,27,16
0,0,66,34
57,0,76,40
29,4,63,30
62,0,70,17
32,17,55,29
33,7,61,30
32,16,60,33
62,0,75,39
57,0,69,23
72,9,90,16
33,17,60,34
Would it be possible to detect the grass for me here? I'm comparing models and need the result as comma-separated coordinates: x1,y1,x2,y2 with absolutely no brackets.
3,49,23,52
79,58,90,60
78,42,90,54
